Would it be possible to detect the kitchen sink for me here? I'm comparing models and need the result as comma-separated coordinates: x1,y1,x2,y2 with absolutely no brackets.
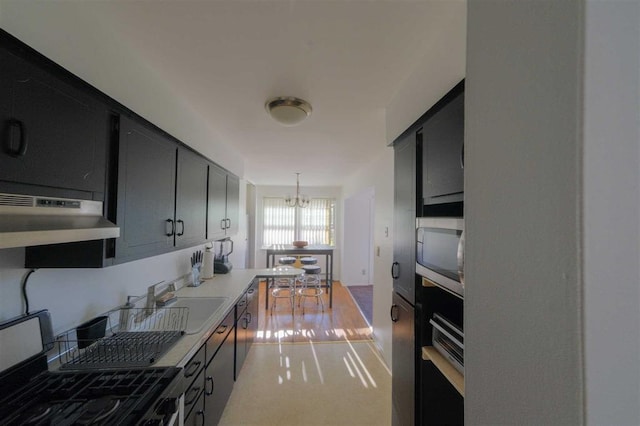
171,297,228,335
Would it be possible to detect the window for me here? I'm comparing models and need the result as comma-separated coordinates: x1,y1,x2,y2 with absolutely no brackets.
262,197,335,246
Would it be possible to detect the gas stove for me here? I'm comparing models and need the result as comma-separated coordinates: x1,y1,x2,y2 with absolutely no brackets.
0,364,183,425
0,311,185,426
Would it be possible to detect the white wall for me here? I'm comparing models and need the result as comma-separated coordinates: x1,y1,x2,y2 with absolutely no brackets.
342,187,374,287
385,0,466,144
342,145,394,368
583,2,640,425
466,2,640,424
466,1,583,424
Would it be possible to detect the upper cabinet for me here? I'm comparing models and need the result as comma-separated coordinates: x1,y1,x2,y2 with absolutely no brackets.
0,44,109,199
5,28,240,267
420,80,464,217
175,147,208,248
114,115,177,262
207,163,240,240
115,116,209,262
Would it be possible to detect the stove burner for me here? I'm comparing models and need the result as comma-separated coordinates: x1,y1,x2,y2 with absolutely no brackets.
20,403,52,424
75,396,121,425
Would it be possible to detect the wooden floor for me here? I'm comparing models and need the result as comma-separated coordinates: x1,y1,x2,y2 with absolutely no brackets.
255,280,373,343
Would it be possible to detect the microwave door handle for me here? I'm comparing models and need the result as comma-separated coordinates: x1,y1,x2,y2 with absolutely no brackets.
457,230,465,286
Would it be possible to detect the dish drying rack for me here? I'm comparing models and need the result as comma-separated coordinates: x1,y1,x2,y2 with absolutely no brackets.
56,305,189,370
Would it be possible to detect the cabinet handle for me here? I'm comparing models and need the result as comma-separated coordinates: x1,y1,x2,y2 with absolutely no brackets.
247,312,252,324
220,219,226,230
165,219,175,237
391,262,399,279
205,376,214,395
390,304,399,322
176,219,185,236
226,218,231,229
247,288,255,295
184,360,201,378
196,411,205,426
243,316,249,329
216,324,227,334
185,386,201,405
4,118,28,157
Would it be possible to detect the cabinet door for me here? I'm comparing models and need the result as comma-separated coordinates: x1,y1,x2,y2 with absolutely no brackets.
175,147,208,248
225,173,240,237
207,163,227,240
393,133,417,304
391,291,416,426
115,115,176,263
0,46,108,197
420,361,464,425
204,327,235,425
422,90,464,205
235,307,248,381
246,279,259,350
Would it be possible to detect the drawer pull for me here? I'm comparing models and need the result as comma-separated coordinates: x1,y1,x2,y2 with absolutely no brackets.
185,386,201,406
184,360,201,378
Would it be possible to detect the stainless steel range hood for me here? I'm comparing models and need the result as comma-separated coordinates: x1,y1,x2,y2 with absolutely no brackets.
0,193,119,249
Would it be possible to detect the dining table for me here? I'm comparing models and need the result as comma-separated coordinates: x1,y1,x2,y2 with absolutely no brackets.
264,244,335,309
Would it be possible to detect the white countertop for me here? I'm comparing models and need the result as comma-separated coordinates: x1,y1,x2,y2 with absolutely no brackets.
154,267,302,368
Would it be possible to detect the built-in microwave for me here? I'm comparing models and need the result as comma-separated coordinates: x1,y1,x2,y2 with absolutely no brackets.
416,217,464,298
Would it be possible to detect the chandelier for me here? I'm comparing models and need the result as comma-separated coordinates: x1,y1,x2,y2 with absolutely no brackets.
285,173,310,208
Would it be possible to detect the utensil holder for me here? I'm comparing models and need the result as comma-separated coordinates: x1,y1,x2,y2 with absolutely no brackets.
75,316,108,349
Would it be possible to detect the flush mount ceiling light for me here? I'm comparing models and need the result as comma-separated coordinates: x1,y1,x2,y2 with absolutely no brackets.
265,96,312,126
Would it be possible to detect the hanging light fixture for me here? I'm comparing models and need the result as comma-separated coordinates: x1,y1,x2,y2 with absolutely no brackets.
285,172,310,208
265,97,312,126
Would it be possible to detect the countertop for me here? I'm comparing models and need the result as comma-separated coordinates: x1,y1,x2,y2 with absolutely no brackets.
154,267,302,368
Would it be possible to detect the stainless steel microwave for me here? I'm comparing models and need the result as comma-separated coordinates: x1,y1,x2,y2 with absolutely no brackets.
416,217,464,298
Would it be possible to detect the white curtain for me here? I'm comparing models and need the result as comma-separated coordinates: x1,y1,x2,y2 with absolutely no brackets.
262,197,335,246
262,198,295,245
300,198,335,245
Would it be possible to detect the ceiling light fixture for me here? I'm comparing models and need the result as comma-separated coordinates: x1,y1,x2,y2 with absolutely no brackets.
285,173,310,208
265,97,312,126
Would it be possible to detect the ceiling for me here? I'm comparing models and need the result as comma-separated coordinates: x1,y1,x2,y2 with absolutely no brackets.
2,1,463,186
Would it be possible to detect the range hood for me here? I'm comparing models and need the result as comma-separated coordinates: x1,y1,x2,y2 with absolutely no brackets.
0,193,120,249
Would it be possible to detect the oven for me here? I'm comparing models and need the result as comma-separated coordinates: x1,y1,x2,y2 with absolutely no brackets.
416,217,464,298
0,310,185,425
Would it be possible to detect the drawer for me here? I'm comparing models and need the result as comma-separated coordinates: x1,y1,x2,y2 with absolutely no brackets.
183,385,205,426
183,344,205,387
206,308,234,364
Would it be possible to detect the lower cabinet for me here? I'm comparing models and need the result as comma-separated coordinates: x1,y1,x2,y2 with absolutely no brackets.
391,291,416,426
235,279,258,379
204,322,235,425
420,361,464,425
183,345,206,425
182,281,258,426
184,390,205,426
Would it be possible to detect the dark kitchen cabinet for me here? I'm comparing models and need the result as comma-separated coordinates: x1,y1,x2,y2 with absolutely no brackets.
235,279,258,380
421,361,464,425
392,132,418,305
208,163,240,240
421,80,464,215
391,291,416,426
204,309,235,426
183,345,206,424
0,43,109,199
114,115,177,262
175,146,208,248
115,117,208,263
